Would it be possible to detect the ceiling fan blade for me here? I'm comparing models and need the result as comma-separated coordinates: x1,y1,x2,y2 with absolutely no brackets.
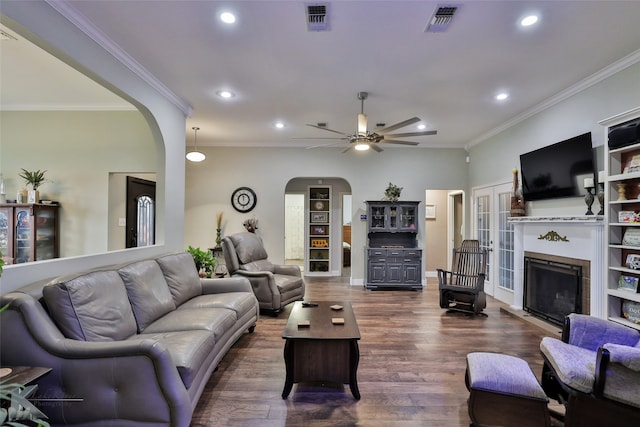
376,117,421,135
306,124,348,135
370,143,384,152
381,139,419,146
342,145,353,153
384,130,437,138
306,141,345,149
293,137,346,140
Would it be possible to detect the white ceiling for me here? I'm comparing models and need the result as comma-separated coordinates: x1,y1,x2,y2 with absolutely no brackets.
2,1,640,151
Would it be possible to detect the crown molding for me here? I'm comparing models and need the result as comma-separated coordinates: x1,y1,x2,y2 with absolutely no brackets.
466,48,640,150
44,0,193,117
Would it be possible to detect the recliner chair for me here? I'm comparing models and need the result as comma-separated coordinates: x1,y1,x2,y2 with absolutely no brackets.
222,232,305,314
540,313,640,426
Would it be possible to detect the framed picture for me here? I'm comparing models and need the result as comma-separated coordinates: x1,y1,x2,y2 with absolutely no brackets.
618,275,639,292
626,254,640,270
425,204,436,219
310,225,328,235
310,212,328,223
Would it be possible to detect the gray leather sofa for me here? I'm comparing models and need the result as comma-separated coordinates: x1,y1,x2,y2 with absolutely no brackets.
222,232,305,314
0,252,259,427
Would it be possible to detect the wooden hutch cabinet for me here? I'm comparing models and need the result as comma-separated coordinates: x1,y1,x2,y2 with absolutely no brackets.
0,203,60,264
365,201,422,290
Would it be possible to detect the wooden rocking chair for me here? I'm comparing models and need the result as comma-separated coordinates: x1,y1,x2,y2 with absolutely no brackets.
437,240,488,315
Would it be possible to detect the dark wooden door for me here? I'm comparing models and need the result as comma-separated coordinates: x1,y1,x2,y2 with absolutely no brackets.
126,176,156,248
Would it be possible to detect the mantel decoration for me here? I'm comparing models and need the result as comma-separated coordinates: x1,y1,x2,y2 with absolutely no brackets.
510,168,526,216
384,182,402,202
537,230,569,242
18,168,48,203
583,176,595,215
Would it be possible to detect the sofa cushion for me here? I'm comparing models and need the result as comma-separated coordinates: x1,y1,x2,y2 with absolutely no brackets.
230,232,268,264
142,308,237,341
240,259,274,273
43,270,137,341
132,330,215,389
118,260,176,332
540,336,596,393
156,253,202,306
179,292,257,319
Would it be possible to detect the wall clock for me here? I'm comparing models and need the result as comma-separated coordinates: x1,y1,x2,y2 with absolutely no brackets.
231,187,257,213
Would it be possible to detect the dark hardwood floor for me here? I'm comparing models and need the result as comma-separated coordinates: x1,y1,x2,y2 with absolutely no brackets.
191,277,560,426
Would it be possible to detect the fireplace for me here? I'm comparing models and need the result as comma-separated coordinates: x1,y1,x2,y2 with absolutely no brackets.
523,251,590,326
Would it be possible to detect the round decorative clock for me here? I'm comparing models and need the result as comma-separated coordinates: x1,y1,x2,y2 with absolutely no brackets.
231,187,257,213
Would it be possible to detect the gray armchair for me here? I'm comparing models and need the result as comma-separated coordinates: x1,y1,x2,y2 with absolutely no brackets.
222,232,305,314
540,313,640,426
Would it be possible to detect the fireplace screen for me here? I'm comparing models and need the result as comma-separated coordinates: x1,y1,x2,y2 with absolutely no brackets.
524,257,582,326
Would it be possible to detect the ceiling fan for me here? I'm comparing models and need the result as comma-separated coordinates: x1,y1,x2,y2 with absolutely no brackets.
304,92,437,153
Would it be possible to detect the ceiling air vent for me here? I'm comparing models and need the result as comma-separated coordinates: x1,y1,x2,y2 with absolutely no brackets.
306,3,329,32
425,5,458,33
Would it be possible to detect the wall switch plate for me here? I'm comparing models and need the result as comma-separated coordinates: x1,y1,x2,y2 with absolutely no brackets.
118,217,126,227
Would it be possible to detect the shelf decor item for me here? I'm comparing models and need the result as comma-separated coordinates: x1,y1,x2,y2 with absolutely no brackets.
384,183,402,202
618,275,639,293
622,300,640,324
622,228,640,246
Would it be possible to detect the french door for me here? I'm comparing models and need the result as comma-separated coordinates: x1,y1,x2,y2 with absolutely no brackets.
472,183,515,304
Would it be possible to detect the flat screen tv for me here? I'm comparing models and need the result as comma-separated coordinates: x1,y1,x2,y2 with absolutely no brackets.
520,132,595,202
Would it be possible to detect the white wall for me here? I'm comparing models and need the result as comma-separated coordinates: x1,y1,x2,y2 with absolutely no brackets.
184,146,468,285
0,111,155,257
468,61,640,216
0,1,187,292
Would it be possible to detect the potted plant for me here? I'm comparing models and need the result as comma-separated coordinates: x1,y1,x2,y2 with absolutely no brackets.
384,182,403,202
18,169,48,204
186,246,216,278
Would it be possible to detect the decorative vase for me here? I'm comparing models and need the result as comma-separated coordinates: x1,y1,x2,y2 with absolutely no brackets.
584,187,595,215
215,228,222,248
17,188,27,203
617,183,627,201
28,190,39,204
597,183,604,216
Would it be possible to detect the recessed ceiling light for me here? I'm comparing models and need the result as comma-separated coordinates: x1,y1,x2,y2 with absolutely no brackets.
274,122,285,129
495,93,509,101
220,12,236,24
417,124,426,130
216,90,235,99
520,15,539,27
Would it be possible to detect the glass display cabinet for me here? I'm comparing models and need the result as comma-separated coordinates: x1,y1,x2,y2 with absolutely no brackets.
0,203,60,264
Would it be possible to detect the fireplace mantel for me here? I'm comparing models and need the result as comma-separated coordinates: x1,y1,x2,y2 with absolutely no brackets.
509,215,604,223
509,216,604,318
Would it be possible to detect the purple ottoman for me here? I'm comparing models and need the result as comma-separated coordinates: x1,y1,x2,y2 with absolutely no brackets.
465,352,550,427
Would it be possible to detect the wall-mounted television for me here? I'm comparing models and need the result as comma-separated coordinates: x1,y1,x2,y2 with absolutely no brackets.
520,132,595,202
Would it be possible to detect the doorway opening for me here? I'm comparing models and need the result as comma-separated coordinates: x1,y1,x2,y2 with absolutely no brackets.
284,193,305,270
424,189,464,278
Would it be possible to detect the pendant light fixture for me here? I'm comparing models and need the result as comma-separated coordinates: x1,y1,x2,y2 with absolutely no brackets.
186,126,206,162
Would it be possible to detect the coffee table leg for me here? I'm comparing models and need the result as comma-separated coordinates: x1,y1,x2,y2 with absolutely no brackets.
282,339,294,399
349,339,360,400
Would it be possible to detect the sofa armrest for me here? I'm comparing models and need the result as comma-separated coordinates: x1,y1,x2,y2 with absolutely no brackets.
0,293,192,426
200,277,253,294
565,313,640,350
273,264,301,277
603,343,640,372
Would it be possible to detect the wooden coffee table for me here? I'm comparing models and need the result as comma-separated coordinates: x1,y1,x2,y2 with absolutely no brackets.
281,301,361,399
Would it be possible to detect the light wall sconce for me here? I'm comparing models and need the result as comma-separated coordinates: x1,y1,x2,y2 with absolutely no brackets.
186,126,206,162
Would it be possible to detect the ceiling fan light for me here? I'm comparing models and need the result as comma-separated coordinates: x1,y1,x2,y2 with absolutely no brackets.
355,141,370,151
358,113,367,136
186,150,206,162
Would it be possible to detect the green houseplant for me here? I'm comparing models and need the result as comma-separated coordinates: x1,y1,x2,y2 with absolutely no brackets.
18,169,48,204
186,246,216,278
384,182,403,202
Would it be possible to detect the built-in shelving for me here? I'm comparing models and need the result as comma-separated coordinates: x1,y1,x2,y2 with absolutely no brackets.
306,186,331,275
602,107,640,330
